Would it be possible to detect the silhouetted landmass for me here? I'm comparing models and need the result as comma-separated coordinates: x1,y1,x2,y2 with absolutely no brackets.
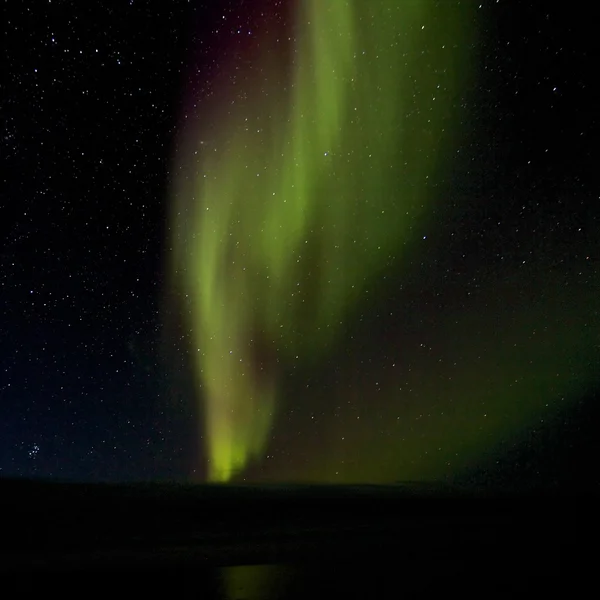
0,478,595,596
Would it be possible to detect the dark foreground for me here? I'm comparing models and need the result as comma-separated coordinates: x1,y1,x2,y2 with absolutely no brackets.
1,478,595,597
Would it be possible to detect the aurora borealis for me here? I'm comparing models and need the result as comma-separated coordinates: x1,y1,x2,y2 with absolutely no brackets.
169,0,475,481
2,0,599,487
168,0,599,484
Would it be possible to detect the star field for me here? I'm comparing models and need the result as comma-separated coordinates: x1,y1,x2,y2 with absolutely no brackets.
1,1,598,488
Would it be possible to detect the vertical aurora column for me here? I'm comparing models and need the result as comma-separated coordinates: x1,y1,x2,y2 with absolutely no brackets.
168,0,475,481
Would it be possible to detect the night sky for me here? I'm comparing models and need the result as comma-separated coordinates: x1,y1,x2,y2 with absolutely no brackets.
2,1,598,488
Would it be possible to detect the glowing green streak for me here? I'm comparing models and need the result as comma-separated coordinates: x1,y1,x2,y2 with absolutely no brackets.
169,1,474,481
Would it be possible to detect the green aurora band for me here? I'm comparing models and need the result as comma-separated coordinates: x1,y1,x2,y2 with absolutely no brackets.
169,0,475,482
167,1,599,483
